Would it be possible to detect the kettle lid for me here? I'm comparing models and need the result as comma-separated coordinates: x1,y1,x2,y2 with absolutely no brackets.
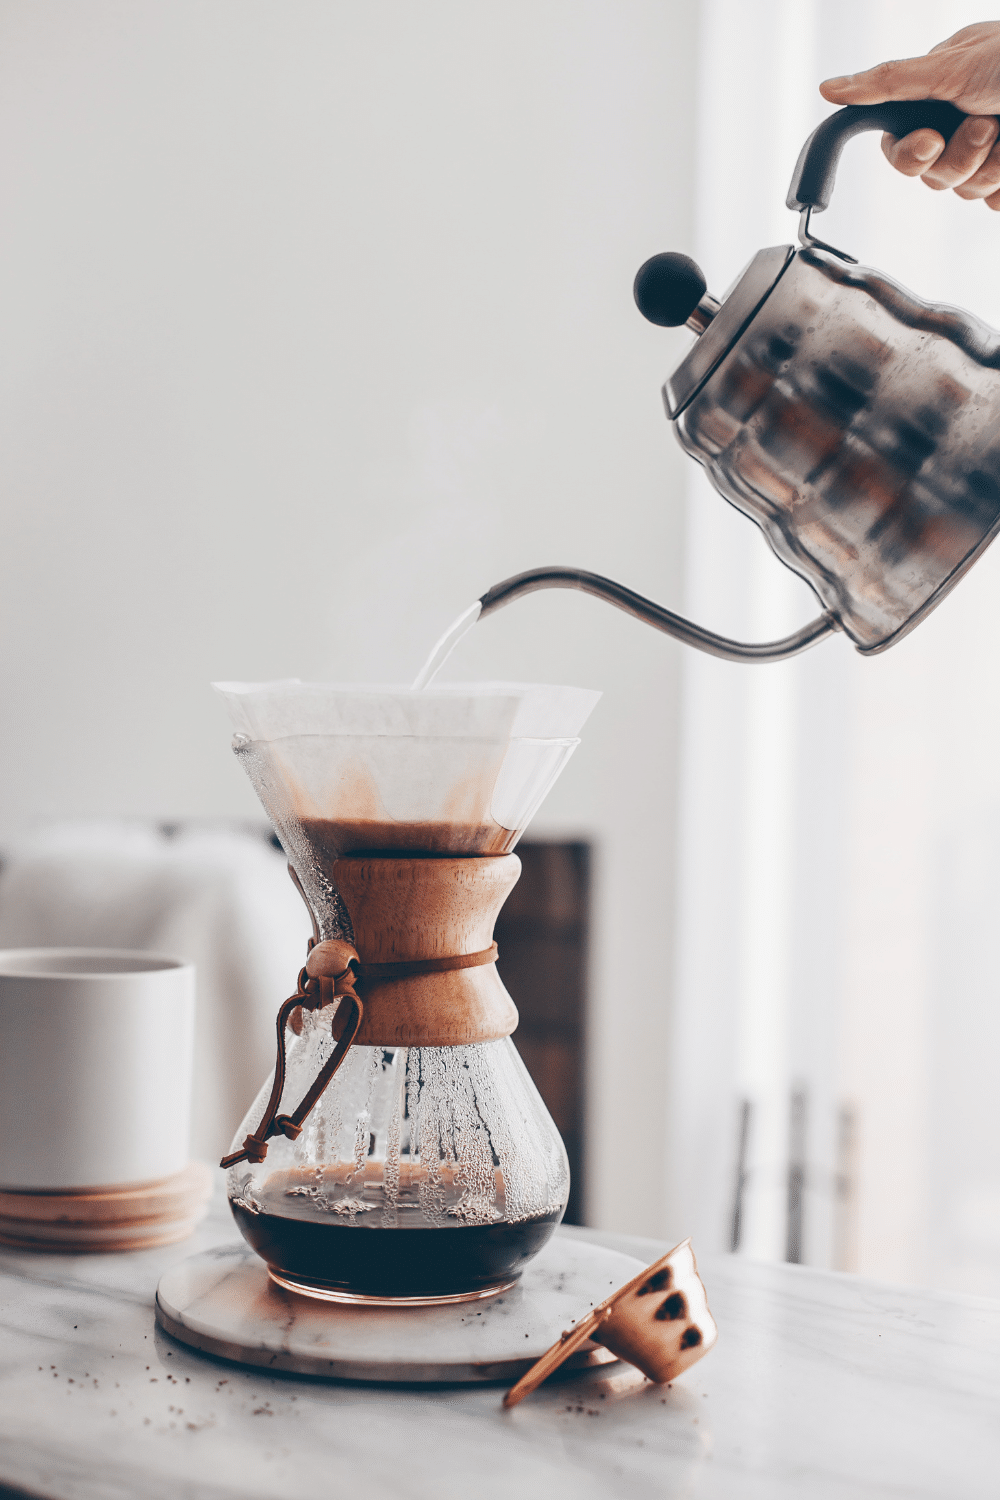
661,244,794,419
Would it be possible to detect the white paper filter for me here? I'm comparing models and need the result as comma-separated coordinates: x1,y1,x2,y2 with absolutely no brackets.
212,680,601,857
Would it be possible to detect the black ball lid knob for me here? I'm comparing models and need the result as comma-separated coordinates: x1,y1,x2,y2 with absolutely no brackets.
633,252,707,327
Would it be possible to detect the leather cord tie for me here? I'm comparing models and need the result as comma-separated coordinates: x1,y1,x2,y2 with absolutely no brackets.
219,939,499,1170
359,943,498,982
220,939,364,1170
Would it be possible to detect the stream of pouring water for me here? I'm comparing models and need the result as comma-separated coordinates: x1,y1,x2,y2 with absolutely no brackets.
412,600,482,689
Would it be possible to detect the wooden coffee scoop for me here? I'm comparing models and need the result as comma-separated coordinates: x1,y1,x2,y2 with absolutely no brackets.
503,1237,716,1407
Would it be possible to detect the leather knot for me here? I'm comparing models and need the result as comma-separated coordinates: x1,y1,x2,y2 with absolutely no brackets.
273,1116,302,1141
306,939,361,989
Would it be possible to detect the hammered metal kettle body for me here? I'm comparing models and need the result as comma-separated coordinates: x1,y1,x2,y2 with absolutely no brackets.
475,102,1000,664
662,102,1000,655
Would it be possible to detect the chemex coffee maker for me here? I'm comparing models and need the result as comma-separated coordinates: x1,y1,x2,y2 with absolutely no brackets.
215,679,599,1305
416,101,1000,679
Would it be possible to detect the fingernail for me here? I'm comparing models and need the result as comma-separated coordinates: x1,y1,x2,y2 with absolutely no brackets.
822,74,850,88
914,140,940,161
971,119,997,145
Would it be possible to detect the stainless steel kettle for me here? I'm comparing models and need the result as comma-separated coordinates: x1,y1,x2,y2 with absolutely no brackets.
480,102,1000,663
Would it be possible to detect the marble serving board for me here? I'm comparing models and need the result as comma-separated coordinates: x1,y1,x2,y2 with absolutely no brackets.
156,1236,641,1382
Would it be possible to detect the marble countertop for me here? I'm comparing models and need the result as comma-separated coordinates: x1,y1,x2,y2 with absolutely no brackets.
2,1193,999,1500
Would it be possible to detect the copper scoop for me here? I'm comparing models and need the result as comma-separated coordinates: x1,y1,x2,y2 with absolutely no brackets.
504,1237,717,1407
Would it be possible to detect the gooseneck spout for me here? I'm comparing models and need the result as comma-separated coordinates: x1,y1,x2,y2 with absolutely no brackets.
478,566,838,664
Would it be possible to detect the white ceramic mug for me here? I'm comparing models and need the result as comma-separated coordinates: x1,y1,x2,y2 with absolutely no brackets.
0,949,195,1190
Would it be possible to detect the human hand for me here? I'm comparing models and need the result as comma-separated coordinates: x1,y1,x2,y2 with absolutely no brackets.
820,22,1000,208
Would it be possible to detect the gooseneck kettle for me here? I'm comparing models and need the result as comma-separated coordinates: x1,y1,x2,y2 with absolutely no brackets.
481,102,1000,663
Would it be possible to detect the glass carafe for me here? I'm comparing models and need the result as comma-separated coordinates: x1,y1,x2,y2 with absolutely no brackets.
214,680,600,1304
228,1036,568,1302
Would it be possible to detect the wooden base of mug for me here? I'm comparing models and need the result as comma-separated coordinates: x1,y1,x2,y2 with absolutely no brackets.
0,1218,205,1254
0,1161,212,1252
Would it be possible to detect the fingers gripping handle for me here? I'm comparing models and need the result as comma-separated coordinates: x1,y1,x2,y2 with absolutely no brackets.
787,100,973,212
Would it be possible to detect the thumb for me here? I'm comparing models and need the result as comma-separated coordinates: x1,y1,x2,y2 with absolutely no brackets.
820,55,950,105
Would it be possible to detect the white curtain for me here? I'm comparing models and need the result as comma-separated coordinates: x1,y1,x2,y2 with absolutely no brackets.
669,0,1000,1294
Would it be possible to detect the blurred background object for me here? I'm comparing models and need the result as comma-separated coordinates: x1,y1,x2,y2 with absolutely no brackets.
2,0,1000,1296
496,841,591,1225
0,823,308,1158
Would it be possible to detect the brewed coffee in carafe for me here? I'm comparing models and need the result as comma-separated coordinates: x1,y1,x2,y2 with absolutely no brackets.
215,679,599,1303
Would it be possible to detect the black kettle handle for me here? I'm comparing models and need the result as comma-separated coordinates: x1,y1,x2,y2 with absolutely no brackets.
786,100,983,213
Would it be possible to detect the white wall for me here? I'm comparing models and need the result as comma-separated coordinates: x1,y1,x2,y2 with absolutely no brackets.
0,2,699,1232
